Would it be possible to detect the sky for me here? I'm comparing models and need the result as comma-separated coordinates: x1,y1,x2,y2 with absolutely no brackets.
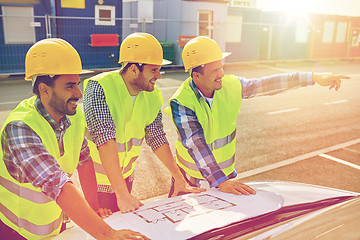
256,0,360,17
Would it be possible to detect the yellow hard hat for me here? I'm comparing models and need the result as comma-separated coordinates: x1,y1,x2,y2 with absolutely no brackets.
25,38,83,80
119,32,171,65
182,36,231,72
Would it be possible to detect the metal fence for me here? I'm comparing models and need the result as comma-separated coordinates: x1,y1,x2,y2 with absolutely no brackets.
0,14,358,76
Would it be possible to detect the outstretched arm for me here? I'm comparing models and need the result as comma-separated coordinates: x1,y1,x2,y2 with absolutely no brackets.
239,72,313,98
239,72,350,98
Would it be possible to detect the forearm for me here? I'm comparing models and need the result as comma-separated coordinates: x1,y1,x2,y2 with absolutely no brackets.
145,111,169,151
77,160,99,211
154,143,184,181
171,100,225,185
56,182,114,239
240,72,313,98
98,140,130,197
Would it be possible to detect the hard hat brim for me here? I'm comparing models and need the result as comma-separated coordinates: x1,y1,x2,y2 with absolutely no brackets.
24,69,93,81
162,59,172,65
222,52,231,59
184,52,232,72
80,69,94,75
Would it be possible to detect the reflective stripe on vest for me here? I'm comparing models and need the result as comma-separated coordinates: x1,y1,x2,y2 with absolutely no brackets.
93,156,137,176
167,75,242,180
176,151,235,172
84,71,162,184
177,129,236,151
116,137,143,152
210,130,236,151
0,203,62,237
0,176,51,204
0,96,84,239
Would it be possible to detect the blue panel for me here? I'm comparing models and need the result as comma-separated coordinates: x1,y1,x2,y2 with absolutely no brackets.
55,0,123,70
0,3,48,75
0,0,124,75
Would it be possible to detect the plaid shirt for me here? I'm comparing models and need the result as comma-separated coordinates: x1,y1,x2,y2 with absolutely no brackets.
84,80,168,150
84,80,168,193
1,97,91,201
170,72,313,188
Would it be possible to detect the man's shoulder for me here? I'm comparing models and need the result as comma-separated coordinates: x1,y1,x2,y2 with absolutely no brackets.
5,120,30,130
87,70,120,82
223,74,240,83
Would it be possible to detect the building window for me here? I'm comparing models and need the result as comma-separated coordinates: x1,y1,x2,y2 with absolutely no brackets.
2,6,36,44
138,0,154,23
95,5,115,26
198,10,213,38
322,21,335,43
226,15,242,42
335,22,347,43
295,20,309,43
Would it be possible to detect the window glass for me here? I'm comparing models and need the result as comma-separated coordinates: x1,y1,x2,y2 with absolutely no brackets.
2,6,35,44
95,5,115,26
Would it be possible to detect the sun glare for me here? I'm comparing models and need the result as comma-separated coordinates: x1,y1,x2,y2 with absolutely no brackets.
258,0,319,18
278,0,314,17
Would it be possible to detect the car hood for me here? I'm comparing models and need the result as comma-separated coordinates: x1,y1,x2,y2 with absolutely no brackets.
54,181,359,240
234,195,360,240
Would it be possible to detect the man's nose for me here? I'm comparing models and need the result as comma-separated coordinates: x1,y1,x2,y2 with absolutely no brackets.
218,68,224,79
75,85,83,98
155,70,162,79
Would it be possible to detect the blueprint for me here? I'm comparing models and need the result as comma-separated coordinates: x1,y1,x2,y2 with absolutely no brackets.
55,189,284,240
134,193,236,224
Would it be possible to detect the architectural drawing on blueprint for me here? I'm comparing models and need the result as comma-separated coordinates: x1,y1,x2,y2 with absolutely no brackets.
133,193,236,224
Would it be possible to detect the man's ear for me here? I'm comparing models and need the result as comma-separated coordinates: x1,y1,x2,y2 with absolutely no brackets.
192,71,200,80
128,64,139,75
38,82,50,98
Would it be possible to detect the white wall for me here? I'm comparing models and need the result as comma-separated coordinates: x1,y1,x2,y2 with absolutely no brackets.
181,1,228,54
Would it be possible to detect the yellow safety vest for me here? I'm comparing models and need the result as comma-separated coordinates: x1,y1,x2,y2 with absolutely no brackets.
84,70,162,185
166,75,242,179
0,96,85,239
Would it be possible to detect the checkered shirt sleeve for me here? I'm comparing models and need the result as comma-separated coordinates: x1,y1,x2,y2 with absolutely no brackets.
84,80,116,147
145,111,169,151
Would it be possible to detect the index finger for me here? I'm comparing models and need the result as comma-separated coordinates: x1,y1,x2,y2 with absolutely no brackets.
189,186,206,193
237,183,256,195
98,208,111,218
334,75,351,80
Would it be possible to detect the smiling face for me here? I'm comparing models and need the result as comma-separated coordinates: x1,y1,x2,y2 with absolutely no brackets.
192,60,225,98
40,74,82,123
130,64,162,95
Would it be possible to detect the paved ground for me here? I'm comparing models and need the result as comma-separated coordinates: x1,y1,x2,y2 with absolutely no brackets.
1,59,359,201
